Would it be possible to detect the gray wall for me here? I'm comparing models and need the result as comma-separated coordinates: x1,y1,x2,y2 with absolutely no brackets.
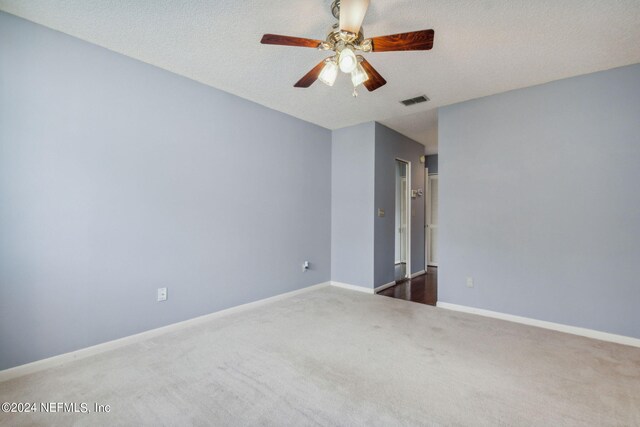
0,12,332,370
331,123,376,288
426,155,438,175
439,63,640,338
374,123,426,287
331,122,426,289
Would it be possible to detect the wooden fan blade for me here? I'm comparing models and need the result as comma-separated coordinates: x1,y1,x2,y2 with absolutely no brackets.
370,29,434,52
360,59,386,92
261,34,322,48
294,61,327,88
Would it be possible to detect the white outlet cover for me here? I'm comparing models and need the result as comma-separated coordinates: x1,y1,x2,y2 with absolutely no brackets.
157,287,168,302
466,277,474,288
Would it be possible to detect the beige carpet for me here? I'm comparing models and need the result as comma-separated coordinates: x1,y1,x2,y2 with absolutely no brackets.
1,286,639,426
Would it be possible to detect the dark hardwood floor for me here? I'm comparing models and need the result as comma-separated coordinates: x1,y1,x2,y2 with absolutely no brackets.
377,266,438,306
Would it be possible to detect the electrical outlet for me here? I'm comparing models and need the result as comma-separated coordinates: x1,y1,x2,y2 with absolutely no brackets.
157,287,167,302
466,277,474,288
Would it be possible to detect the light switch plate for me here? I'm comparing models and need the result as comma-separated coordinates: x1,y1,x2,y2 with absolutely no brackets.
157,287,168,302
377,208,385,217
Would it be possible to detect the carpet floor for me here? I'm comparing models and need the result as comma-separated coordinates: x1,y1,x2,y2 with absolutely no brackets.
1,286,639,426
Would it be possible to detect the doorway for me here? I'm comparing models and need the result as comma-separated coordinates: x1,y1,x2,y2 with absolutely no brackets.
425,173,438,267
395,159,411,281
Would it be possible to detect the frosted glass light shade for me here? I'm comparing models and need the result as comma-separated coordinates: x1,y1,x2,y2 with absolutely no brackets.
339,0,370,34
318,61,338,86
351,62,369,87
338,48,357,73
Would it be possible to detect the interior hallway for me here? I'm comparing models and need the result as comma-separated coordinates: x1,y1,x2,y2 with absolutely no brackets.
377,266,438,306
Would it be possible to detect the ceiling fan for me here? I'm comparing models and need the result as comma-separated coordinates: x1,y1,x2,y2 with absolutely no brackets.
260,0,434,96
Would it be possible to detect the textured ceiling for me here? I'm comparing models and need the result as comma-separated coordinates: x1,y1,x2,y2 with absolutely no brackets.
2,1,640,154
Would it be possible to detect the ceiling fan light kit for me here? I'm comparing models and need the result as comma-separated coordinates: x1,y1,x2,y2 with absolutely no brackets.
338,46,358,73
351,61,369,87
261,0,435,97
318,59,339,86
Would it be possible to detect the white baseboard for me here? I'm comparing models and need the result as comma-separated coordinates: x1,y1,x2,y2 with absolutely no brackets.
410,270,426,278
0,281,332,383
437,302,640,348
329,281,375,294
374,281,397,293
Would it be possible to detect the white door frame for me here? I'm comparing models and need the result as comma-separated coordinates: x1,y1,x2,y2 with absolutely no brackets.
426,173,439,267
395,158,411,279
425,168,429,269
